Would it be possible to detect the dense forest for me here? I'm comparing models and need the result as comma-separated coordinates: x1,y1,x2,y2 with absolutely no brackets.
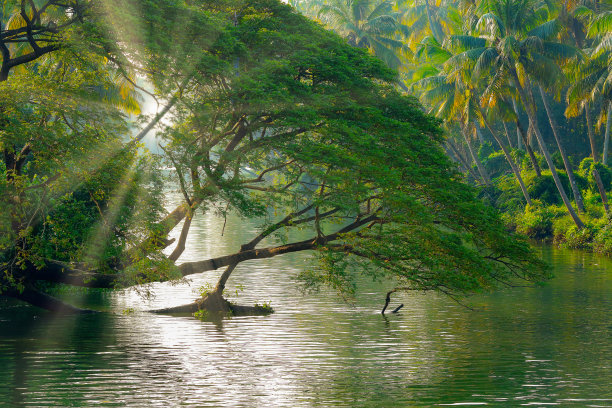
291,0,612,253
8,0,604,315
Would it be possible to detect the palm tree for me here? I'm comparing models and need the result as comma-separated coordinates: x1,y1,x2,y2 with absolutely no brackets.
566,5,612,164
314,0,410,70
445,0,585,227
398,0,461,45
538,85,586,212
413,66,531,202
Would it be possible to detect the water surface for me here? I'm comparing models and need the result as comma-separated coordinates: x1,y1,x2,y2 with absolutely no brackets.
1,206,612,407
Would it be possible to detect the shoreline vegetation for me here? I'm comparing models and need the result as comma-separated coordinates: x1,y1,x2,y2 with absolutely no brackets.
474,144,612,256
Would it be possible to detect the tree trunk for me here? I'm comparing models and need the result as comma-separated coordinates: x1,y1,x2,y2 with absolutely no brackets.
503,122,514,148
593,168,610,216
462,128,491,185
5,286,96,314
585,104,601,162
446,141,481,182
475,124,485,144
168,209,194,262
515,78,584,228
478,108,532,205
513,98,523,149
214,263,238,295
603,102,611,165
538,86,585,212
514,114,541,176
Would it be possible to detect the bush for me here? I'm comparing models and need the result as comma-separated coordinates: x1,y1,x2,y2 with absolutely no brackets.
552,151,564,169
515,202,554,239
524,170,587,205
577,158,612,192
552,215,575,244
593,221,612,256
519,149,545,173
511,148,527,167
483,150,511,179
526,173,567,205
478,141,495,161
486,174,525,212
563,226,594,250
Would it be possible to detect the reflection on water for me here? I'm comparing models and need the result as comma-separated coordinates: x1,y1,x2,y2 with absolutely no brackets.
2,197,612,406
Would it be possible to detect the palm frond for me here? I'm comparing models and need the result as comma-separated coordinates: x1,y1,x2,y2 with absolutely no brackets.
444,35,486,52
527,19,560,40
588,11,612,38
472,47,499,80
476,12,503,38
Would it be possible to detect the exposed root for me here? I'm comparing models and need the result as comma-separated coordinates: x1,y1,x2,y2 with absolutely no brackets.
151,291,273,317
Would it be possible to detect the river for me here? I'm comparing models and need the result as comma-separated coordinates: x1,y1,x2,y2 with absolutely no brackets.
1,196,612,407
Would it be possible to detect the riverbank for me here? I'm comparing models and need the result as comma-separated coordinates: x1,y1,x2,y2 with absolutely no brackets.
473,144,612,256
507,202,612,255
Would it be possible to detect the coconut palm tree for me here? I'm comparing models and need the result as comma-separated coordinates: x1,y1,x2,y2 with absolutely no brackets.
398,0,463,45
445,0,585,227
313,0,410,70
566,5,612,164
413,65,531,202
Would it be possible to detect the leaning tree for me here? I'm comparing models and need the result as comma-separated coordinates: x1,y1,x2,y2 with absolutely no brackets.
1,0,547,315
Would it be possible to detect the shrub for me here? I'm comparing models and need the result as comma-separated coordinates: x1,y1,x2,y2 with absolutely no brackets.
552,151,564,169
483,150,510,179
593,221,612,256
552,215,575,244
577,158,612,192
515,202,554,239
563,226,594,250
477,141,495,161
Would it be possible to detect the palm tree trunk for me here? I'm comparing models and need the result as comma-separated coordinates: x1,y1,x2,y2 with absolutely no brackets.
512,98,522,149
516,119,542,176
585,103,600,162
461,128,491,185
515,77,584,228
603,102,611,165
503,122,514,148
446,140,481,182
513,100,541,176
593,168,610,216
538,86,585,212
478,108,531,204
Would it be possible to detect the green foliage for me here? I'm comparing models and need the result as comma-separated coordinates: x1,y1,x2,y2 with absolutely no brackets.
551,151,564,169
526,173,569,206
482,150,511,179
253,301,274,312
563,226,595,250
593,221,612,256
577,158,612,192
515,202,555,239
477,142,495,161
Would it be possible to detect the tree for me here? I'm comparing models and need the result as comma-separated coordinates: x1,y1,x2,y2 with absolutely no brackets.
0,0,215,311
447,0,585,228
566,5,612,165
1,0,547,315
410,39,532,204
311,0,410,70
